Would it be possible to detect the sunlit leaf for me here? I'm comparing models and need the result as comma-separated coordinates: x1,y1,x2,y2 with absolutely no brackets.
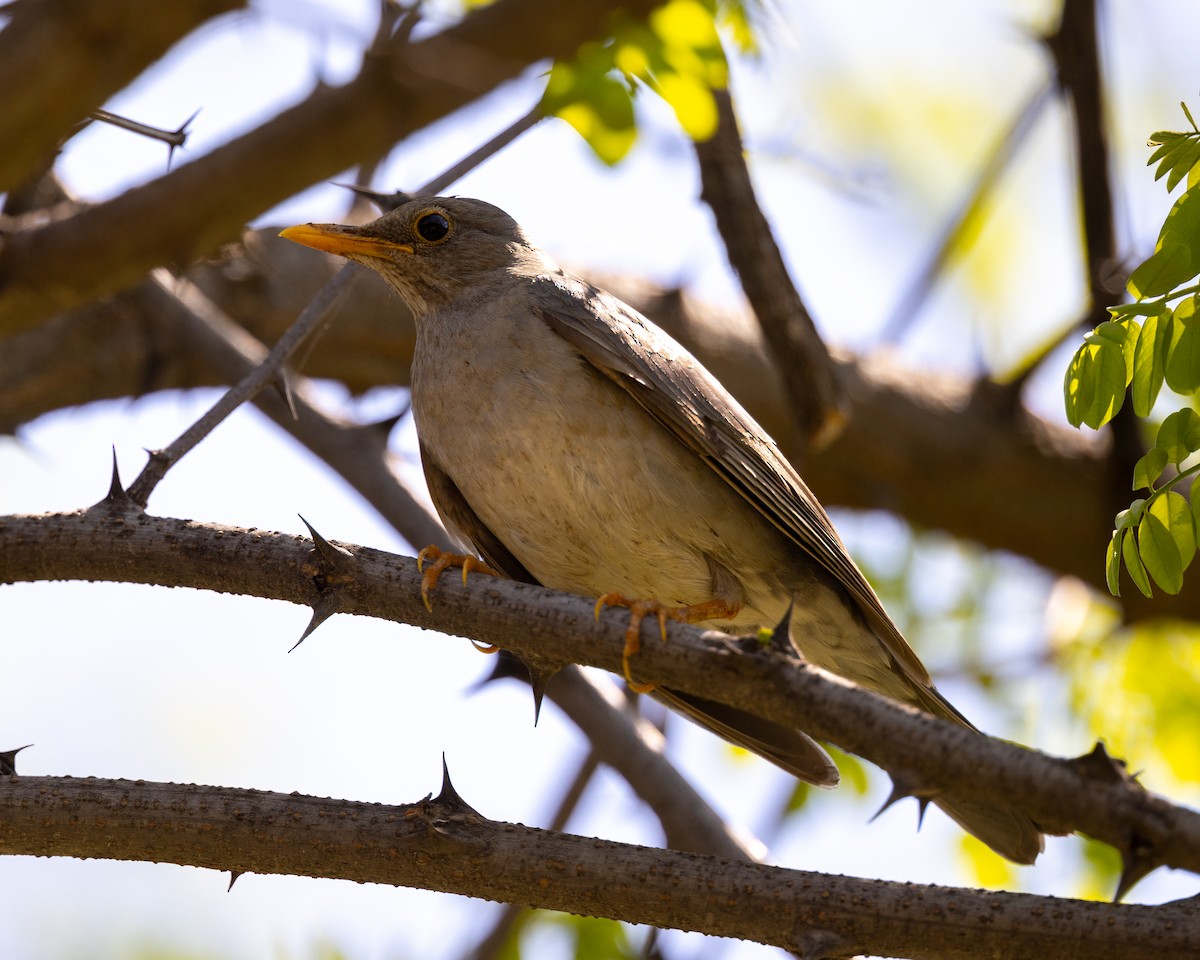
1132,447,1168,491
1137,491,1196,594
1164,295,1200,393
653,71,718,139
1159,182,1200,249
1063,322,1133,428
1166,140,1200,191
1121,526,1153,597
1109,299,1169,318
1155,408,1200,465
1115,498,1147,530
1127,243,1192,299
1105,529,1122,595
1131,307,1167,415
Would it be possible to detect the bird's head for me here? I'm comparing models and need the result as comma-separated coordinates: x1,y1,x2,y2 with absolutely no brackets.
280,196,553,314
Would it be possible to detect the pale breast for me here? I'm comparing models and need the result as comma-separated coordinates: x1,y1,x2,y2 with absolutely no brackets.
410,297,794,624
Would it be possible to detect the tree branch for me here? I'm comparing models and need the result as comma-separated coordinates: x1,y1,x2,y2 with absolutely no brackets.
0,775,1192,959
695,87,841,451
2,508,1198,886
0,0,243,193
0,0,659,336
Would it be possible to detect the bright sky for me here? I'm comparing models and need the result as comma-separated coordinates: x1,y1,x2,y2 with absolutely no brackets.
4,1,1200,958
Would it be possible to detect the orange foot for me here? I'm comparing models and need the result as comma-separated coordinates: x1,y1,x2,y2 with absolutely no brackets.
416,545,502,653
594,594,742,693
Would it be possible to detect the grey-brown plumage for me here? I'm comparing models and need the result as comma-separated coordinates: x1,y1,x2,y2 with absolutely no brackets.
280,197,1043,864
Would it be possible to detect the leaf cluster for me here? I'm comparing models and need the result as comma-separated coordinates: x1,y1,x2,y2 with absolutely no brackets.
539,0,729,163
1065,102,1200,596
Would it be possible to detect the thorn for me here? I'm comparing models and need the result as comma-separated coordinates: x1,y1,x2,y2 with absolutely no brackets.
525,659,562,726
96,448,139,510
766,601,799,656
227,870,243,891
0,744,33,775
1069,741,1136,787
299,515,355,570
870,775,917,823
1115,834,1160,902
166,107,201,170
269,370,297,420
915,797,930,830
468,652,561,725
332,183,413,213
289,599,338,652
433,755,482,816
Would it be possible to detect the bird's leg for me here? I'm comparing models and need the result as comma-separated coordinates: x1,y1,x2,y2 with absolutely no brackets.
594,594,742,693
416,545,503,652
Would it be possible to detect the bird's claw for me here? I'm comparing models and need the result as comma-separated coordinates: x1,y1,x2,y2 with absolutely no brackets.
416,545,502,651
594,592,681,694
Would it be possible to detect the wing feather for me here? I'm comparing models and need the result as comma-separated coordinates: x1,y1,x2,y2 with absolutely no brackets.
531,275,934,689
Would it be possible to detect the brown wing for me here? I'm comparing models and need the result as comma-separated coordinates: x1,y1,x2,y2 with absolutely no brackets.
530,274,935,690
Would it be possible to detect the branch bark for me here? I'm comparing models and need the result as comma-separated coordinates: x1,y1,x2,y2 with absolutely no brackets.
695,87,841,451
1,775,1193,959
0,0,243,193
0,0,658,336
2,507,1197,885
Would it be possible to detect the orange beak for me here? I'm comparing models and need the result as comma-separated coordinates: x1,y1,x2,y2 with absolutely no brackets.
279,223,414,259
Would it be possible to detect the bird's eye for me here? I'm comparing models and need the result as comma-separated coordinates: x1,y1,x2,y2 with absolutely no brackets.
415,212,451,243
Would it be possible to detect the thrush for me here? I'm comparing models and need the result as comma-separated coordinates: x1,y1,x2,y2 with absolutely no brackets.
280,197,1043,864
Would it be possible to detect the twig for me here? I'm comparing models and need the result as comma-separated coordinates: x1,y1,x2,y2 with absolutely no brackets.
87,107,199,151
694,86,841,452
133,273,446,549
126,265,354,505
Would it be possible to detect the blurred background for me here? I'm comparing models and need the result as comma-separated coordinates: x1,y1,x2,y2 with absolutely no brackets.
3,0,1199,957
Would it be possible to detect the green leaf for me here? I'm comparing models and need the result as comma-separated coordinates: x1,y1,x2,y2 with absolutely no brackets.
1138,491,1197,594
1159,182,1200,248
1106,529,1122,596
1164,295,1200,393
1131,307,1167,415
1155,408,1200,465
1167,140,1200,191
547,914,636,960
1148,129,1187,148
1133,447,1169,490
1109,299,1168,318
1127,243,1193,299
1063,321,1133,428
1122,526,1153,597
1150,134,1200,185
1116,498,1147,530
542,45,639,165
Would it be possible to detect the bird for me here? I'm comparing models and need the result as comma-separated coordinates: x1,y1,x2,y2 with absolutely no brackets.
280,196,1043,864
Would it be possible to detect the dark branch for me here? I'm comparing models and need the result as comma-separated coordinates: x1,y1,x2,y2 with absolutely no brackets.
2,508,1198,883
0,775,1192,959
